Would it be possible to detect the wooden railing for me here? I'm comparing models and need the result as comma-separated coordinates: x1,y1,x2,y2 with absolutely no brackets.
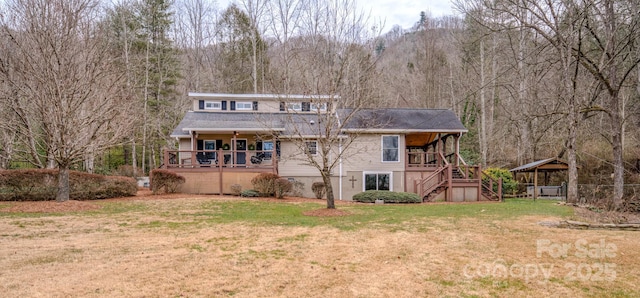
416,164,451,200
414,153,503,202
406,151,441,168
481,172,503,201
163,149,277,172
415,153,450,200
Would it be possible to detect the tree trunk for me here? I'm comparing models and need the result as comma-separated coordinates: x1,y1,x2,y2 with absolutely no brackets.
604,0,624,210
322,169,335,209
566,111,579,204
479,38,487,166
611,115,624,209
57,165,70,202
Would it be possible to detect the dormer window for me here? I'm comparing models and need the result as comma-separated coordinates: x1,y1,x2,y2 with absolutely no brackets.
204,101,221,110
236,102,253,110
286,102,302,111
311,102,327,111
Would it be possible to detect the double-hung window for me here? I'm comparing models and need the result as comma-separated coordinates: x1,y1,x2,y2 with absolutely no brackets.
262,141,274,160
305,141,317,155
364,173,391,191
382,135,399,162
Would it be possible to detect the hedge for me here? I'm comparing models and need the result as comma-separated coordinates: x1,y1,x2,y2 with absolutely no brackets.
149,169,185,194
352,190,422,203
0,169,137,201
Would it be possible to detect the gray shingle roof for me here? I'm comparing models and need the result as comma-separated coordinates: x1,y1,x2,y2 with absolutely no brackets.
339,108,467,132
171,108,467,138
170,112,285,137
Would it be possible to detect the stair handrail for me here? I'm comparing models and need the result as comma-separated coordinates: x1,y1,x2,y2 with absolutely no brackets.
417,164,450,199
458,155,468,166
481,171,503,201
439,152,449,166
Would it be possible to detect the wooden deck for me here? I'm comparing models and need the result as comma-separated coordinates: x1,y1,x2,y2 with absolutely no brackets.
163,149,278,173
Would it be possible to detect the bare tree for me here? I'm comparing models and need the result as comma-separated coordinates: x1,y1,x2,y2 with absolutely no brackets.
267,0,302,93
267,0,379,209
174,0,217,92
0,0,133,201
240,0,269,93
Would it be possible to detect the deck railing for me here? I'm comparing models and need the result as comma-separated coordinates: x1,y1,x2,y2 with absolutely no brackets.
163,149,277,172
406,151,441,168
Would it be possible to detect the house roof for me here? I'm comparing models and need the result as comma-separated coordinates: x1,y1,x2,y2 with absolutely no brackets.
171,108,467,138
510,157,570,173
339,108,468,133
170,112,285,138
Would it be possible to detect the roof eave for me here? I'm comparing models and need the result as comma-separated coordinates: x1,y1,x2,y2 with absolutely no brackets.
342,128,468,133
182,127,285,132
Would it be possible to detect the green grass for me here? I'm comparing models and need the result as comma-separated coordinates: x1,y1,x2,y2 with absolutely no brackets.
132,198,572,231
0,198,573,231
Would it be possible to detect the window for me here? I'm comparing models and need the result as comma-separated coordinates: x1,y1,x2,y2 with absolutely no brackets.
236,102,253,110
310,102,327,111
204,101,221,110
382,135,399,162
286,102,302,111
364,173,391,191
204,140,216,159
262,141,274,160
305,141,317,155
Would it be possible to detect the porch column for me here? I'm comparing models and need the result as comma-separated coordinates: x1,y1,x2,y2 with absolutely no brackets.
442,135,448,164
534,168,538,201
436,133,442,167
232,131,238,167
219,148,224,195
191,131,197,166
454,134,460,166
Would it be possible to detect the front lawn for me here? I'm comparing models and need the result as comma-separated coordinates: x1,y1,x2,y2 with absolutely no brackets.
0,196,637,297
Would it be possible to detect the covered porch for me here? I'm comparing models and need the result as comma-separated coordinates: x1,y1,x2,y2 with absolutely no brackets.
163,127,280,195
403,132,502,202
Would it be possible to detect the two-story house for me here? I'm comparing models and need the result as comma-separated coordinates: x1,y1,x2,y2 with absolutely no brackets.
164,93,502,202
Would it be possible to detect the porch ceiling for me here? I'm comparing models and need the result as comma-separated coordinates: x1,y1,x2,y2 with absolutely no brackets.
406,133,438,147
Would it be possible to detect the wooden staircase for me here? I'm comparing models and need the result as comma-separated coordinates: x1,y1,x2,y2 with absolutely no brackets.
416,159,502,202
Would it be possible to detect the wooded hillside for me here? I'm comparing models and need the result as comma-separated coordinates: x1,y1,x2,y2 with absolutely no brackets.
0,0,638,204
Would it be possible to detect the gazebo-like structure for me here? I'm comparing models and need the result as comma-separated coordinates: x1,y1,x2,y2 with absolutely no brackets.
510,157,569,200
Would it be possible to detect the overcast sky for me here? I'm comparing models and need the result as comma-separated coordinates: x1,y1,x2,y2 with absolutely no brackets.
220,0,458,33
360,0,457,31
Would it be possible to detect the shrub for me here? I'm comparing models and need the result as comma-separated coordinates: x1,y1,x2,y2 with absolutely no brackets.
274,178,292,199
0,169,137,201
311,182,325,199
483,168,518,194
149,169,185,194
251,172,280,196
289,181,305,197
230,184,243,196
240,189,260,197
352,190,421,203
